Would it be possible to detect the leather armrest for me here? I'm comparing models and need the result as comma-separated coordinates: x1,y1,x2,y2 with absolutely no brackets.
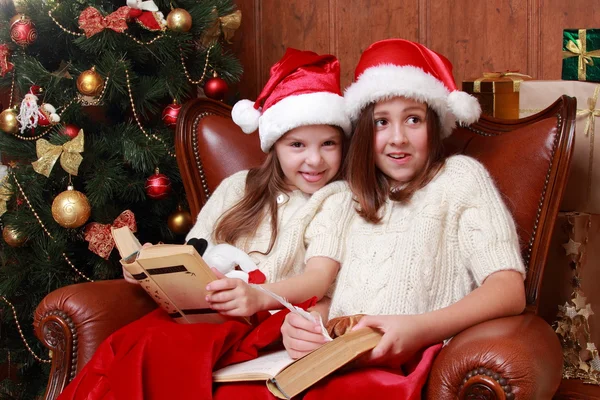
425,313,563,400
34,280,157,375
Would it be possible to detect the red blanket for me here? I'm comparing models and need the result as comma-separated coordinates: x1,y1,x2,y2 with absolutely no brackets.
58,299,312,400
58,301,441,400
213,343,442,400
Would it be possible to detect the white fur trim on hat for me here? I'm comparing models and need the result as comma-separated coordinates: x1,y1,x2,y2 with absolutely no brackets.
447,91,481,126
232,99,261,134
345,65,480,138
258,92,351,152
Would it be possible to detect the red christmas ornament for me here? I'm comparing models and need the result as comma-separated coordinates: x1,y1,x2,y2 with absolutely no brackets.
10,14,37,47
61,124,81,139
145,168,172,200
204,73,228,100
162,100,181,128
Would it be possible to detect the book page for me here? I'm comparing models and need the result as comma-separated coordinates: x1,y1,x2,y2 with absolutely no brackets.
112,226,142,259
213,350,295,382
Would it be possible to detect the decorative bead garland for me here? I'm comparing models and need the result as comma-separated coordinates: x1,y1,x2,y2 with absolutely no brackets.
180,45,213,85
0,295,51,363
124,68,175,158
9,172,93,282
49,4,165,45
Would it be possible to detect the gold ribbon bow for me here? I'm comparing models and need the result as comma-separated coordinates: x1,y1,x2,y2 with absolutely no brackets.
473,70,532,93
0,176,12,217
78,6,130,38
576,84,600,203
200,8,242,47
32,130,84,177
563,29,600,81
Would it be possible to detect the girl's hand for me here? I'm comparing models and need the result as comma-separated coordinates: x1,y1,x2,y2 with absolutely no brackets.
352,314,430,368
122,266,139,284
281,311,328,359
122,242,153,285
205,269,264,317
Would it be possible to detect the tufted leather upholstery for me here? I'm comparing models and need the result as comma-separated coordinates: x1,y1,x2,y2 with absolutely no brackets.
34,96,576,399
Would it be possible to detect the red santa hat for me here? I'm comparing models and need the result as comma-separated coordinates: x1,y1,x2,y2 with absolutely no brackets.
344,39,481,138
231,48,351,152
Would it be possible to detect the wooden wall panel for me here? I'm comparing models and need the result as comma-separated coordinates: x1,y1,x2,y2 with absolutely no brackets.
539,0,600,80
233,0,600,100
428,0,530,86
333,0,420,89
257,0,331,87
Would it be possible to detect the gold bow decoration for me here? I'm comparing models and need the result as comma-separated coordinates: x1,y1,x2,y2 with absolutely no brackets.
473,70,532,93
576,84,600,203
32,130,84,177
78,6,130,38
199,8,242,47
563,29,600,81
0,176,12,217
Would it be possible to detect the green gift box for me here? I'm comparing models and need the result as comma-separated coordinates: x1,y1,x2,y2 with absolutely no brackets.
562,29,600,82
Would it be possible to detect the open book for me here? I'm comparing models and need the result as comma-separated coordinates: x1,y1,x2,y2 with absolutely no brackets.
112,226,249,324
213,327,382,399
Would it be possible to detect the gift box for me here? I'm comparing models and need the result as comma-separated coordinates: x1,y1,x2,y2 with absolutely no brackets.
462,72,531,119
563,29,600,83
520,80,600,214
539,212,600,384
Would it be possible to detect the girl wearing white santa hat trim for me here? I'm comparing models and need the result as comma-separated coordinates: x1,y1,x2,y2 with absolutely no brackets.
123,48,352,318
278,39,526,398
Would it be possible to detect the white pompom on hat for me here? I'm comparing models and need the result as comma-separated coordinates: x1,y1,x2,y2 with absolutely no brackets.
232,48,351,152
344,39,481,138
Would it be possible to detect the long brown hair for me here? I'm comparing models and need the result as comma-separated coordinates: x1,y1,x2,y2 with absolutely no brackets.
214,126,347,255
346,102,446,223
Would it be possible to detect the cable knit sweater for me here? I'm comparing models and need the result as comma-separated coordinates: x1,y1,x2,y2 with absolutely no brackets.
305,155,526,320
186,170,344,283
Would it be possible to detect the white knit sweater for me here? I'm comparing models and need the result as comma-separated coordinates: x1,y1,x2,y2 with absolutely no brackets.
305,155,526,319
186,170,343,283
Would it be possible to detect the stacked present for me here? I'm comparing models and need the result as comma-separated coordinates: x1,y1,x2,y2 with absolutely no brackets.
520,28,600,385
462,71,531,119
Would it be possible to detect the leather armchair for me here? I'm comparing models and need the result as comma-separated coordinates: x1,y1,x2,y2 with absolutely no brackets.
34,96,576,400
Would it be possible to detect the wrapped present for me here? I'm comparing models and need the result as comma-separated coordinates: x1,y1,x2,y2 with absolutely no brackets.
462,71,531,119
520,80,600,213
539,212,600,384
563,29,600,83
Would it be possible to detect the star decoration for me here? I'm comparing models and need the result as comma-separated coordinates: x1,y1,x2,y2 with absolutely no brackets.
587,342,597,352
566,306,578,318
579,304,595,319
571,275,582,288
563,238,582,256
579,359,591,372
573,293,588,310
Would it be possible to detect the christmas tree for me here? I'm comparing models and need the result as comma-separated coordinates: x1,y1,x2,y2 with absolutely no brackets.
0,0,242,396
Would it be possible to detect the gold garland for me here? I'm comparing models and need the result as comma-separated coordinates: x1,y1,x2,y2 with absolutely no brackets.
124,67,175,158
0,296,51,363
9,172,93,282
180,44,213,85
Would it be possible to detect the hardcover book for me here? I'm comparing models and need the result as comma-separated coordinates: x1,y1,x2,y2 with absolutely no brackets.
111,226,249,324
213,327,382,399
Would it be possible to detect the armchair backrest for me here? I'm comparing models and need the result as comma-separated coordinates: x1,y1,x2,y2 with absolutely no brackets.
175,96,576,318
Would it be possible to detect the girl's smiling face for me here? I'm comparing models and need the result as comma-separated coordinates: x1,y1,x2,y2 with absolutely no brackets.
274,125,343,194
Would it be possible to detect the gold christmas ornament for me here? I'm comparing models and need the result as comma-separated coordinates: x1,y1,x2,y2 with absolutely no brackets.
77,67,104,97
166,8,192,32
51,185,91,228
3,226,26,247
167,206,193,235
0,108,19,134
